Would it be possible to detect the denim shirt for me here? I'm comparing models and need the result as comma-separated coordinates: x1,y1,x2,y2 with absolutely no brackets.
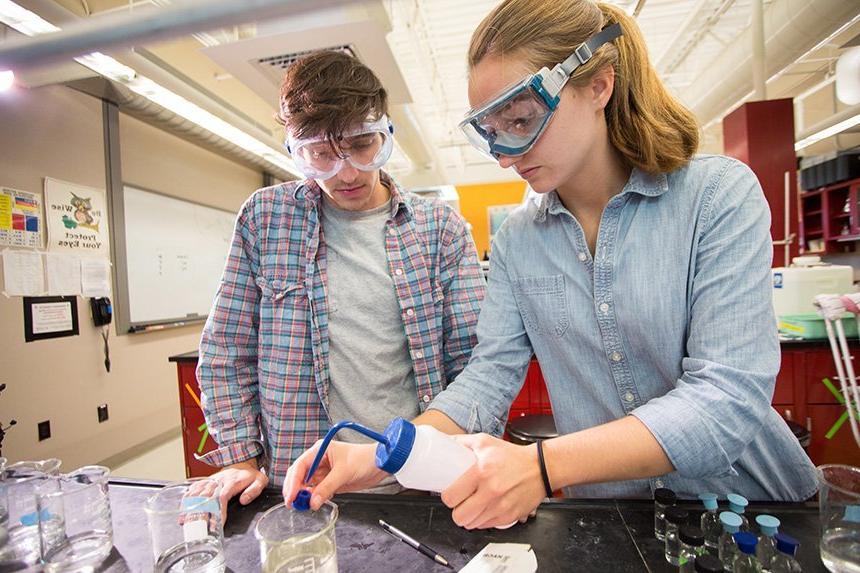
430,155,819,501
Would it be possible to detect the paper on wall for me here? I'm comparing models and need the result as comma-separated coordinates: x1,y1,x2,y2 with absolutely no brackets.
0,187,43,249
459,543,538,573
81,257,111,297
2,249,45,296
46,253,81,296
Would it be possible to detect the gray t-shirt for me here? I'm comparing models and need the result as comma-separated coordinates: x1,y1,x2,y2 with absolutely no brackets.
321,193,419,491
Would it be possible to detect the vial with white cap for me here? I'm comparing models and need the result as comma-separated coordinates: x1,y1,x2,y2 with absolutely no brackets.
718,511,743,570
698,492,721,549
732,531,762,572
754,514,780,569
769,533,801,572
727,493,750,531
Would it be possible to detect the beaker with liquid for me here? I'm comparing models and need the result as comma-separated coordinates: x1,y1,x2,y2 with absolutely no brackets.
255,501,338,573
36,465,113,571
144,478,225,573
819,464,860,572
0,459,62,567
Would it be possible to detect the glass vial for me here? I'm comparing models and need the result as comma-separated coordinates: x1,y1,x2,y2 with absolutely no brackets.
654,487,677,541
664,506,690,566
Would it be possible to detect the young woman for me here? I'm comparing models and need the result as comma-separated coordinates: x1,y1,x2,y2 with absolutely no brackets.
284,0,818,529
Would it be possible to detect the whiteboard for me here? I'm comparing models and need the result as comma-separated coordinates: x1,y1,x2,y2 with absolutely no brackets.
119,185,236,331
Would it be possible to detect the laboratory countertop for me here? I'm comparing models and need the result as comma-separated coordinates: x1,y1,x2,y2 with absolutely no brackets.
99,478,826,572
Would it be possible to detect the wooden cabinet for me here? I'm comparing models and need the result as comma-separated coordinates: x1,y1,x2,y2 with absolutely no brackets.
799,176,860,254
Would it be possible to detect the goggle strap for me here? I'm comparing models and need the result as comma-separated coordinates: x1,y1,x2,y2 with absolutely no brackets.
546,23,624,97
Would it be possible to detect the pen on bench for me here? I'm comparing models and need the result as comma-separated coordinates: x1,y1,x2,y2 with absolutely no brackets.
378,519,452,568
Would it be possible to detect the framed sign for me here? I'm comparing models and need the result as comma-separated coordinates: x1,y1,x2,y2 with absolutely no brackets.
23,296,79,342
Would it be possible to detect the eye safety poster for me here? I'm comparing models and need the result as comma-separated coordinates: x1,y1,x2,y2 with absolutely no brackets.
44,177,110,258
0,187,42,248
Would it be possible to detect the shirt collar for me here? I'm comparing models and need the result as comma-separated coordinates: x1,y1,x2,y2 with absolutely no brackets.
534,168,670,222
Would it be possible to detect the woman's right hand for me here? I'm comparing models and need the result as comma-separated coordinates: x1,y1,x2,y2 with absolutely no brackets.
283,440,387,510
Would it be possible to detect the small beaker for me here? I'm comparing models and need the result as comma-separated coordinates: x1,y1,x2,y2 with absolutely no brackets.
819,464,860,572
144,478,225,573
255,502,339,573
36,465,113,571
0,459,62,567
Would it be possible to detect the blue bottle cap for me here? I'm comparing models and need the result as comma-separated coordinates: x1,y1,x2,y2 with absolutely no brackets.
292,489,312,511
719,511,742,533
774,532,799,556
733,531,758,554
727,493,748,514
756,514,780,536
698,492,718,510
374,417,416,474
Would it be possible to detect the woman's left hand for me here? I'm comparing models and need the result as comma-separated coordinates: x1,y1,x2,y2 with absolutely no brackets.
441,433,547,529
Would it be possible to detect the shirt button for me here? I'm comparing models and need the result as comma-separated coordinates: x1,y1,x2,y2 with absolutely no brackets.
655,479,665,488
577,252,587,262
624,391,634,402
394,268,403,276
405,308,415,317
414,350,424,359
610,351,623,362
422,395,431,403
599,302,609,313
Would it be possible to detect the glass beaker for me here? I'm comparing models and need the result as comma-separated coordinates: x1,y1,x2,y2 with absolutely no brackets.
255,501,338,573
0,460,62,567
819,464,860,572
35,465,113,571
144,478,225,573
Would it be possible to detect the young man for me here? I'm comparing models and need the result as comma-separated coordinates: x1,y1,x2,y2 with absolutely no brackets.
196,50,485,512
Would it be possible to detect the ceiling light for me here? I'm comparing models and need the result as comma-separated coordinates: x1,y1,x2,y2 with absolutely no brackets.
0,0,300,177
795,113,860,151
0,70,14,91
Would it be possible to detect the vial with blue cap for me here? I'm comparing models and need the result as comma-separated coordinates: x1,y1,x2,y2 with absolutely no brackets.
698,492,721,549
727,493,750,531
732,531,762,572
769,533,801,572
754,514,780,569
718,511,743,570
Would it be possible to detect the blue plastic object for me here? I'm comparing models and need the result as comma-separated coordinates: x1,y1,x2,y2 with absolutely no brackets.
292,489,312,511
698,492,718,510
733,531,758,554
303,420,391,484
719,511,742,533
774,532,799,556
727,493,749,514
756,514,780,536
374,418,416,474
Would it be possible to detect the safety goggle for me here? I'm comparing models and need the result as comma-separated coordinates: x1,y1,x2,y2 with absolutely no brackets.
459,23,622,160
286,115,394,180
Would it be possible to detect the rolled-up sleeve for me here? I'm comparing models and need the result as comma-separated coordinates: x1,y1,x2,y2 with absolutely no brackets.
632,160,780,478
429,223,534,436
196,194,265,468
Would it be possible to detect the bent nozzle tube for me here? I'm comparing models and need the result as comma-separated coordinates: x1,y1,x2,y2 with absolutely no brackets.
304,420,390,484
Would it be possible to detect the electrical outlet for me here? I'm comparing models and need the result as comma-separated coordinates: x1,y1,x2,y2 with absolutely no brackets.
38,420,51,441
97,404,109,423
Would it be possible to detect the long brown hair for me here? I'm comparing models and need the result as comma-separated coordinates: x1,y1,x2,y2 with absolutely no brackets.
469,0,698,174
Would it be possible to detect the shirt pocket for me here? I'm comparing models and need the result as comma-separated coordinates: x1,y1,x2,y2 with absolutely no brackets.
512,274,570,337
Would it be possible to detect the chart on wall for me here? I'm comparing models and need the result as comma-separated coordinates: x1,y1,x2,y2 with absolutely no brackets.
120,185,236,329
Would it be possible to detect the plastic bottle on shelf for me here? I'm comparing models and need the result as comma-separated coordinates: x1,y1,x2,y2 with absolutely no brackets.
754,514,780,570
698,492,721,550
727,494,750,531
732,531,762,572
769,533,802,573
718,511,743,571
654,487,677,541
664,506,690,566
678,524,707,573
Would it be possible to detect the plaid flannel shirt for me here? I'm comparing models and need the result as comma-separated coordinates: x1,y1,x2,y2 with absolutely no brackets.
196,173,485,483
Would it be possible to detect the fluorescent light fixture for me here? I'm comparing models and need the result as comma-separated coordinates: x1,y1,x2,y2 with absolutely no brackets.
0,70,14,91
0,0,301,177
795,113,860,151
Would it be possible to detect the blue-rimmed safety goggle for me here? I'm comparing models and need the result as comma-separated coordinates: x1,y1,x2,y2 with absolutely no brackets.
459,23,622,160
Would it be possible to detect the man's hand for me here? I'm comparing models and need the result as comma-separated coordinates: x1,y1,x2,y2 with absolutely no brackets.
210,459,268,522
283,440,387,510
